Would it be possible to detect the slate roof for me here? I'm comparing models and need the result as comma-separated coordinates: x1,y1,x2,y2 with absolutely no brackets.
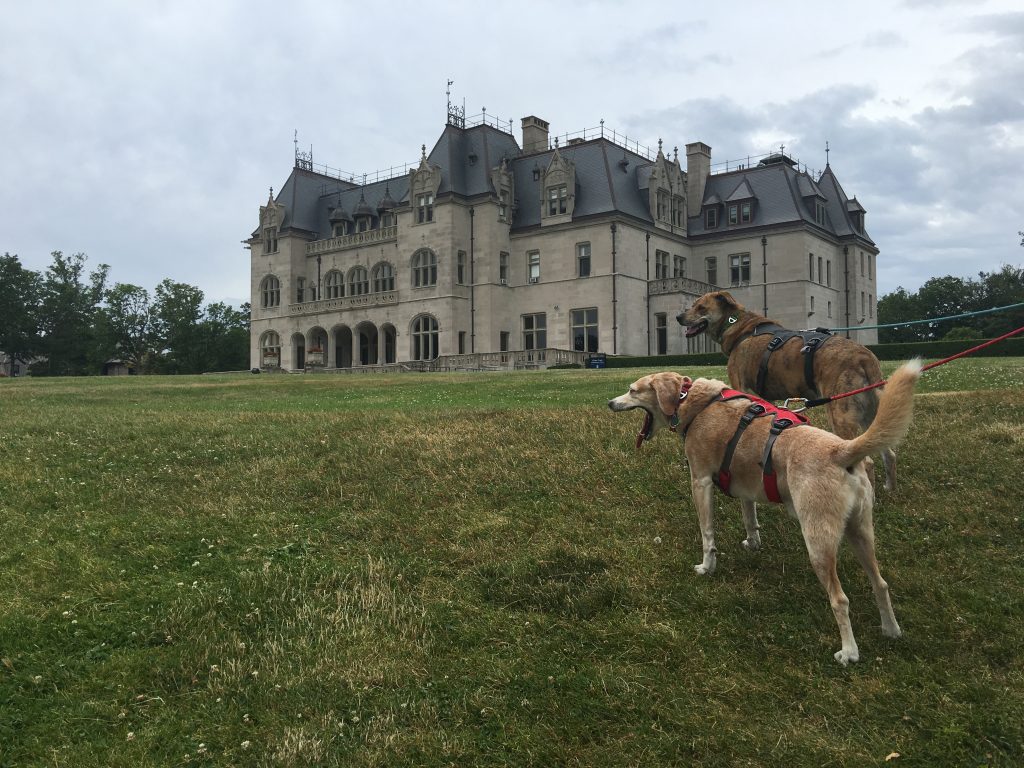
264,121,873,247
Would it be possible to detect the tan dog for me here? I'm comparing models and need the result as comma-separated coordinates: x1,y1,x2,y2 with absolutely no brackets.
677,291,897,490
608,360,921,665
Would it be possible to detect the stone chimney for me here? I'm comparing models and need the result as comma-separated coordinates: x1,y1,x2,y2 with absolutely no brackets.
686,142,712,218
521,116,550,154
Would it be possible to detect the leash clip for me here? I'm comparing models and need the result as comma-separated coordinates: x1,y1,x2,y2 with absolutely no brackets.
782,397,808,413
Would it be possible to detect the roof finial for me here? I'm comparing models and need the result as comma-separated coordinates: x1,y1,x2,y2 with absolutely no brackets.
780,143,785,156
673,145,679,163
268,186,274,202
825,140,831,167
421,144,426,161
658,137,663,154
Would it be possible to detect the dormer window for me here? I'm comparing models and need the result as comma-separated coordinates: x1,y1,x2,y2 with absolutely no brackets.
705,207,719,229
547,184,567,216
333,222,349,238
264,227,278,254
499,189,510,221
380,212,395,228
814,200,827,226
671,196,685,226
417,193,434,223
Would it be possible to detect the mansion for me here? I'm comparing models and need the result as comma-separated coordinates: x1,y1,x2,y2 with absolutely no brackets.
247,111,879,370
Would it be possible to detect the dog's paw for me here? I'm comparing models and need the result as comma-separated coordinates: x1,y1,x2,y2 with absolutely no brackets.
833,648,859,666
742,535,761,552
693,563,715,576
881,622,902,639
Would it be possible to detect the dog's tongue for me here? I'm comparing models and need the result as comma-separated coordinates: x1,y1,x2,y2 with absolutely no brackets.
635,411,653,450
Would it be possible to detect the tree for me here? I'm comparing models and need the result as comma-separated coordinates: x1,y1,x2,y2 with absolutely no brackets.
0,253,42,372
976,264,1024,338
200,301,250,371
877,287,924,343
915,275,982,340
35,251,109,376
98,283,154,371
150,279,205,373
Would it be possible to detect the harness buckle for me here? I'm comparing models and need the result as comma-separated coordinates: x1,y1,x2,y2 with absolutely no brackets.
767,336,784,351
800,337,821,354
782,397,808,413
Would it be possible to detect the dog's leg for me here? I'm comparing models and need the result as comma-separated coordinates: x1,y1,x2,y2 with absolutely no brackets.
846,497,901,638
740,499,761,551
691,477,717,575
797,504,859,665
881,448,897,492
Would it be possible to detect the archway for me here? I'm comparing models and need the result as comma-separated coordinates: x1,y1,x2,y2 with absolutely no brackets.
332,324,353,368
290,332,305,370
356,321,379,366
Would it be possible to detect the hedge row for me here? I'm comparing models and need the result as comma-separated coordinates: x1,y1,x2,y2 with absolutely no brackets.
602,336,1024,370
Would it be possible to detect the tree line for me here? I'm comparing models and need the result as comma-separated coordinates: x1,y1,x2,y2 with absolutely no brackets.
1,251,249,376
877,264,1024,343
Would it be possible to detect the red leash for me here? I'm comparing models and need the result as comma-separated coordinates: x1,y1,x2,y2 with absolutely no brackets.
785,324,1024,411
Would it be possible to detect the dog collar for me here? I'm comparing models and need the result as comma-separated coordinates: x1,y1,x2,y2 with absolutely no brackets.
668,381,693,433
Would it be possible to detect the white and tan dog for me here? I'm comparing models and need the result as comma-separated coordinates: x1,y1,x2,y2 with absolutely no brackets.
608,360,921,665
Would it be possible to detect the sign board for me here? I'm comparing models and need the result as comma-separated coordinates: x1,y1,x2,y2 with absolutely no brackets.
586,353,607,369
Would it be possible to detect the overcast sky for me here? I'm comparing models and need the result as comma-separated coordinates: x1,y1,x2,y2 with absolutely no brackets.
3,0,1022,309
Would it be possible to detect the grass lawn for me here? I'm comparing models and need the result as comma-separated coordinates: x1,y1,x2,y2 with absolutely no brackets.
1,357,1023,767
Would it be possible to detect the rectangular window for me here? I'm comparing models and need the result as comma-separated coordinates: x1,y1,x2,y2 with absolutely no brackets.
655,250,669,280
828,300,833,318
728,204,738,225
458,331,466,354
868,253,874,280
811,296,815,314
499,251,509,284
656,191,667,220
498,189,509,221
523,313,547,350
673,254,686,278
571,308,599,353
457,250,466,285
861,291,866,318
826,260,832,287
417,193,434,223
809,253,815,282
815,200,827,226
547,184,567,215
527,251,540,283
860,251,865,276
577,242,591,277
500,331,510,352
706,256,717,285
656,313,667,355
729,253,751,286
869,294,874,318
264,227,278,254
705,207,718,228
818,256,823,285
296,277,305,303
740,201,752,223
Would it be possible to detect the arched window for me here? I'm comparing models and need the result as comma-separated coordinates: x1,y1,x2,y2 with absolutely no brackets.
411,314,439,360
348,266,369,296
372,262,395,293
260,330,281,367
324,270,344,299
260,275,280,308
412,249,437,288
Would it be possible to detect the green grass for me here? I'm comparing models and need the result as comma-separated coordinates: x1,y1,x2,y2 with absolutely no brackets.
1,357,1023,767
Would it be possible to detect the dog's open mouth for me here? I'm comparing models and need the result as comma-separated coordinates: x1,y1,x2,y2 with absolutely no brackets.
634,408,654,450
685,318,708,338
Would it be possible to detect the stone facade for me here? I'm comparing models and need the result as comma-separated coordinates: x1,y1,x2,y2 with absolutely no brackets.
246,114,879,370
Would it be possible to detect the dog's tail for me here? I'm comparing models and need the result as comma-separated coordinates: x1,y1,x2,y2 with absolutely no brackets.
832,359,922,469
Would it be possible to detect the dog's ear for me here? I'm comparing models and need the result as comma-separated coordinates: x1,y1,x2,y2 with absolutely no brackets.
653,374,689,418
714,291,737,310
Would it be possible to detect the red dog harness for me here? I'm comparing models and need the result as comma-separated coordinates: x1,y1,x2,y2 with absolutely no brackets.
700,389,809,503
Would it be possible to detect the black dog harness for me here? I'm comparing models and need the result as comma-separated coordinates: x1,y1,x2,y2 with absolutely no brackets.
682,388,808,503
735,322,835,395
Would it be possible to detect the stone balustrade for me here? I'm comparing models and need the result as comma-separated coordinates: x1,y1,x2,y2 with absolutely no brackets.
306,226,397,255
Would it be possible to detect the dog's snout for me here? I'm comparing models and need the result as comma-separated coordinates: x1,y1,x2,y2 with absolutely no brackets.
675,312,687,326
607,399,616,410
